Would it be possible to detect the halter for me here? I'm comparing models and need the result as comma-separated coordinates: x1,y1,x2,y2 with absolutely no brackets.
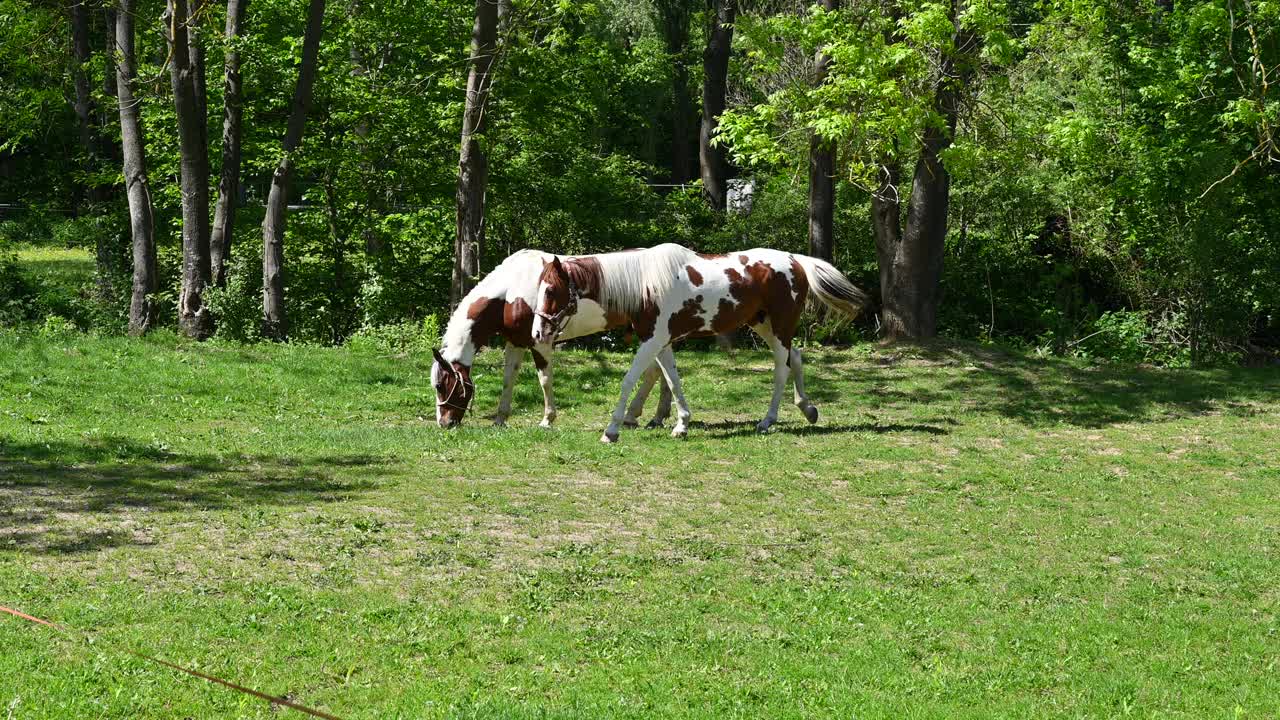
534,275,579,336
435,367,474,411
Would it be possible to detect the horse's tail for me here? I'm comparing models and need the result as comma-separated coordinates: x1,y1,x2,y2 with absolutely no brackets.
791,255,872,321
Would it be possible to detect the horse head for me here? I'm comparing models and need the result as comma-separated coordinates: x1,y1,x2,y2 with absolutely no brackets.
431,348,475,428
531,256,579,345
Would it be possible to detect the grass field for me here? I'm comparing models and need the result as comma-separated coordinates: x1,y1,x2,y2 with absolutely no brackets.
1,329,1279,718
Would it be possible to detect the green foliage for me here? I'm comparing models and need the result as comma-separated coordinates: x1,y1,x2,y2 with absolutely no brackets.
2,0,1277,364
345,314,442,356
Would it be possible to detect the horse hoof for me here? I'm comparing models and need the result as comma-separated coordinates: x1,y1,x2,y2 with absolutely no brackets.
671,425,687,439
622,418,639,428
600,432,619,444
493,417,508,428
802,404,819,424
539,419,554,429
645,419,665,430
756,419,774,434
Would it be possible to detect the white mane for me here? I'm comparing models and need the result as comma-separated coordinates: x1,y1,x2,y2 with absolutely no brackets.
595,243,697,315
441,249,550,363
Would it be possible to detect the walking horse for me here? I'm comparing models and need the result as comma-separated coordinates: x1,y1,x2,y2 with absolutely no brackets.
530,243,870,442
431,250,678,429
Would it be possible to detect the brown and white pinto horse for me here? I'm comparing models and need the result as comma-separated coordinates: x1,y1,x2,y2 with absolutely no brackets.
431,250,678,428
531,243,870,442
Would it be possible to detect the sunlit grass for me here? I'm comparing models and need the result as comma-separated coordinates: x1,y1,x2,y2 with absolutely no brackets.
1,331,1278,718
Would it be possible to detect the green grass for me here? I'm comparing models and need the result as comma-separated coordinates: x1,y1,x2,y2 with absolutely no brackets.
10,243,94,289
2,331,1279,718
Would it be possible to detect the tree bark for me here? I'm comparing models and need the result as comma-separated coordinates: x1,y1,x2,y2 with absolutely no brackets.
210,0,247,288
807,0,837,261
451,0,499,308
875,1,972,340
116,0,158,334
656,0,696,184
70,0,94,186
166,0,214,338
699,0,735,210
261,0,326,339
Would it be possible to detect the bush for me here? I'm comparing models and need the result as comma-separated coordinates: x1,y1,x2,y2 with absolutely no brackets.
346,315,442,356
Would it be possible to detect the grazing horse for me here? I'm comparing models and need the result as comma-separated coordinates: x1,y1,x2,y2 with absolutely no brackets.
530,243,870,442
431,250,678,429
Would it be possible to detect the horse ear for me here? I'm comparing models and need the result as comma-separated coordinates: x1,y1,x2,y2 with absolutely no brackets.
549,256,564,275
432,348,448,367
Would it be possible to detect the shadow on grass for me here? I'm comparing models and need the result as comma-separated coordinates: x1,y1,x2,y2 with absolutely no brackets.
691,419,950,438
874,343,1280,428
0,435,389,554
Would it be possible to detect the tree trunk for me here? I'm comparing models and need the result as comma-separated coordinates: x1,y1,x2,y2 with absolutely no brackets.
210,0,247,288
807,0,837,261
188,8,208,149
167,0,214,339
116,0,158,335
699,0,734,210
71,0,94,205
874,1,971,340
656,0,695,184
261,0,326,339
451,0,499,308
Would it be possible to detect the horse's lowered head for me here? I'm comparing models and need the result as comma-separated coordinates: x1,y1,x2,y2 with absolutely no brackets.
530,256,579,345
431,348,475,428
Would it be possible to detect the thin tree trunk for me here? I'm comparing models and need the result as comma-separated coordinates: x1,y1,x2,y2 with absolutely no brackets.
167,0,214,338
451,0,499,307
261,0,326,339
656,0,695,184
116,0,158,334
210,0,247,288
699,0,734,210
71,0,94,205
807,0,837,261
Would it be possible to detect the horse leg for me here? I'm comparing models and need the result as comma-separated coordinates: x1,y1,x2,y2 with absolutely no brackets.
602,337,667,444
532,344,556,428
653,345,691,438
751,323,791,433
493,344,524,427
623,365,661,428
649,371,673,430
789,347,819,424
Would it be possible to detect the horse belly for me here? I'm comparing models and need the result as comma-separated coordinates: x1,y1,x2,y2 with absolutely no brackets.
559,299,610,341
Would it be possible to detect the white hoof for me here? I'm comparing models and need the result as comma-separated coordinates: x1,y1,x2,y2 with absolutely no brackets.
671,424,688,439
600,431,619,444
539,418,554,429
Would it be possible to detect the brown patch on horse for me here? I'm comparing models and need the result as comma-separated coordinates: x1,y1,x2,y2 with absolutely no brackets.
503,297,535,348
712,264,763,333
686,265,704,286
631,292,660,341
739,254,750,265
466,296,506,348
565,257,604,301
668,295,707,339
531,347,549,371
766,265,801,346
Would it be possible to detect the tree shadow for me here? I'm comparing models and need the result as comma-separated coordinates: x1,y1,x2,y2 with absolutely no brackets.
0,435,389,555
864,342,1280,428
